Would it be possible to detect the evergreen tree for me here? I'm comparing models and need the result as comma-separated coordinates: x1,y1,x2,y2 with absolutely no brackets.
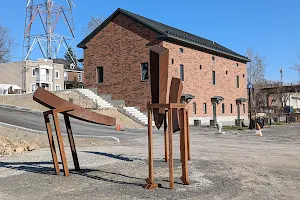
64,46,77,66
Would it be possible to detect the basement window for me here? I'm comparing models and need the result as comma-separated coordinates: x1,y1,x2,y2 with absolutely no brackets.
141,62,149,81
97,66,103,83
179,48,183,53
172,59,174,64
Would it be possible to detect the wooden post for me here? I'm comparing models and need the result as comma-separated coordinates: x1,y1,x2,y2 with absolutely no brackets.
180,108,190,185
186,110,191,161
64,115,80,171
145,108,158,189
164,111,168,162
43,112,60,175
52,110,70,176
168,108,174,189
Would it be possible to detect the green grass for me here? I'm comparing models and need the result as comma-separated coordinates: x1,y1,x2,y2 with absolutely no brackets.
271,122,287,126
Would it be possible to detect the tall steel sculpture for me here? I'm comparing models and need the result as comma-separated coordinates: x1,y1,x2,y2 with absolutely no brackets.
33,87,116,176
23,0,76,62
145,45,191,190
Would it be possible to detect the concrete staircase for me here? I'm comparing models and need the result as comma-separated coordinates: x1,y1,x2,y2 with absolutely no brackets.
76,88,154,126
122,106,155,126
76,88,113,108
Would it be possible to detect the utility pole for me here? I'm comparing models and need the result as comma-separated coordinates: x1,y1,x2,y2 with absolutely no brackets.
279,68,283,85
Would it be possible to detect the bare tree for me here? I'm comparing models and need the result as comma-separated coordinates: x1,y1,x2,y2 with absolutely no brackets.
0,24,14,63
291,54,300,79
81,16,106,37
245,47,266,84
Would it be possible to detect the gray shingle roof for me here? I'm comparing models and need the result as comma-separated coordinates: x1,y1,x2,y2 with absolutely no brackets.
78,8,250,62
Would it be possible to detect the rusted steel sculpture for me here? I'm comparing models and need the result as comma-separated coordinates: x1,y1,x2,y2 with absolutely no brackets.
33,87,116,176
145,77,191,190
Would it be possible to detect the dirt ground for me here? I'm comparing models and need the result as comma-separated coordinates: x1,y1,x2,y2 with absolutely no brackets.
0,124,299,199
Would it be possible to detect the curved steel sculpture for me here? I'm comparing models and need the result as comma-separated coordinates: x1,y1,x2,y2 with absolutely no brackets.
33,87,116,176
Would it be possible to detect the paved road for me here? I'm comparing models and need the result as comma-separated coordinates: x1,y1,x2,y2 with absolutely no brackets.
0,107,157,140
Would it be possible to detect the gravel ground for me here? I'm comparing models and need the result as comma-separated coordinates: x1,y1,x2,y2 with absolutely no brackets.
0,124,299,199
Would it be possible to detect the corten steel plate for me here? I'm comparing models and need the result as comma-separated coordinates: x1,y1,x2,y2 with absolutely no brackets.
150,45,169,129
169,77,183,132
33,87,116,126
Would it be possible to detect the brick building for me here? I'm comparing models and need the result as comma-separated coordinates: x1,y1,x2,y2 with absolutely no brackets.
78,8,250,125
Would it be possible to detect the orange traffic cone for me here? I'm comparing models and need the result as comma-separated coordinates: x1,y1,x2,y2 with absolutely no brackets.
116,124,121,131
255,123,263,136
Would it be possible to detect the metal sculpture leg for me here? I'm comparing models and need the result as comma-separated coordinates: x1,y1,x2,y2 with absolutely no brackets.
164,111,168,162
43,111,60,175
186,110,191,161
145,109,158,189
168,108,174,189
180,108,190,185
64,115,80,171
52,110,70,176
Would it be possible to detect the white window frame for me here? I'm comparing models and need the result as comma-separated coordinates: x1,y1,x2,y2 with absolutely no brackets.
64,72,68,81
31,83,37,92
32,68,36,77
55,84,61,91
55,70,59,79
78,73,83,82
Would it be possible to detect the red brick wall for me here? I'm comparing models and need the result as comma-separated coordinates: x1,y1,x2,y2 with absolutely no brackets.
67,71,84,83
84,13,162,110
83,13,248,120
163,41,248,118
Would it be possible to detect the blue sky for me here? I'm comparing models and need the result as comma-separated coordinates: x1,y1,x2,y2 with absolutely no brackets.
1,0,300,83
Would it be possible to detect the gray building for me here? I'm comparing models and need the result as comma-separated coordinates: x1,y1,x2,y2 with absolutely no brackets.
0,59,64,93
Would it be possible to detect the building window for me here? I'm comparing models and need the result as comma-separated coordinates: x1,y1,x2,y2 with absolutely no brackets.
243,74,245,78
172,59,174,64
236,63,239,67
222,103,225,114
31,83,37,92
179,48,183,53
55,70,59,79
55,84,61,91
32,68,36,77
204,103,207,114
193,102,196,114
236,75,240,88
70,63,75,69
212,71,216,85
141,62,149,81
226,70,228,75
64,72,68,81
212,56,215,61
200,65,202,70
243,104,245,113
97,66,103,83
180,64,184,81
230,104,233,113
78,73,83,82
